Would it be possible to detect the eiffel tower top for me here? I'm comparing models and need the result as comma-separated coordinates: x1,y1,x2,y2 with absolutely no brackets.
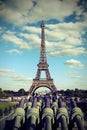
41,20,45,28
39,20,47,63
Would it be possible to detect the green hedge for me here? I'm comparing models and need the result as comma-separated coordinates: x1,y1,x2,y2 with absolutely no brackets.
0,102,17,116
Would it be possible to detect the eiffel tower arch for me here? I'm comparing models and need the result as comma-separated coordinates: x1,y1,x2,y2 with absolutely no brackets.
29,21,57,95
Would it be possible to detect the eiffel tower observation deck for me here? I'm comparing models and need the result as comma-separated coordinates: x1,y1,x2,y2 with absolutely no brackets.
29,21,57,95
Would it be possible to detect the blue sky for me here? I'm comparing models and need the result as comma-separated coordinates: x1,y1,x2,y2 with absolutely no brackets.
0,0,87,91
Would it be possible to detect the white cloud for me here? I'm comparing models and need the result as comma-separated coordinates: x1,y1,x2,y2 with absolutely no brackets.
21,33,40,42
83,12,87,22
70,75,81,78
2,31,31,49
31,0,82,22
7,49,21,54
0,69,15,76
20,31,74,51
65,72,81,79
0,26,3,33
23,26,40,34
44,22,86,55
10,0,33,12
49,47,86,57
0,0,33,25
10,74,32,81
0,0,85,25
46,22,86,45
2,30,41,50
0,1,86,57
21,21,86,52
65,37,82,46
46,41,74,52
0,7,24,25
64,59,84,69
20,33,40,49
1,21,86,56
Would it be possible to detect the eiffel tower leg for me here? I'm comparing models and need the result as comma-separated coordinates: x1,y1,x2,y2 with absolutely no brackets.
35,69,40,79
29,85,35,95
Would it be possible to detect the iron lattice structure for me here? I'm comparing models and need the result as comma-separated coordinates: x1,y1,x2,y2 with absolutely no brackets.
29,21,57,95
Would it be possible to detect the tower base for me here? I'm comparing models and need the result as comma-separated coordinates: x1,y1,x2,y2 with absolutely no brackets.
29,78,57,95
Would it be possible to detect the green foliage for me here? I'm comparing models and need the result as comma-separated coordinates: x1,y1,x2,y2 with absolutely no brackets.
18,88,25,95
57,89,87,98
65,89,74,97
74,88,83,97
0,88,6,98
2,88,87,98
0,102,11,112
0,102,17,116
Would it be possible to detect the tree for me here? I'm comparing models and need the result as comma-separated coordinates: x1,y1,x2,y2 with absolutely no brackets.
18,88,25,95
0,88,6,98
65,89,74,97
74,88,83,97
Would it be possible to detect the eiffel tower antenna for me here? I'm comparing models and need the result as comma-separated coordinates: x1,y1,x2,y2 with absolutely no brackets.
29,21,57,95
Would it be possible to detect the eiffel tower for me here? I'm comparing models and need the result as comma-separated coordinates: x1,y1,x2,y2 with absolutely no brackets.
29,21,57,95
